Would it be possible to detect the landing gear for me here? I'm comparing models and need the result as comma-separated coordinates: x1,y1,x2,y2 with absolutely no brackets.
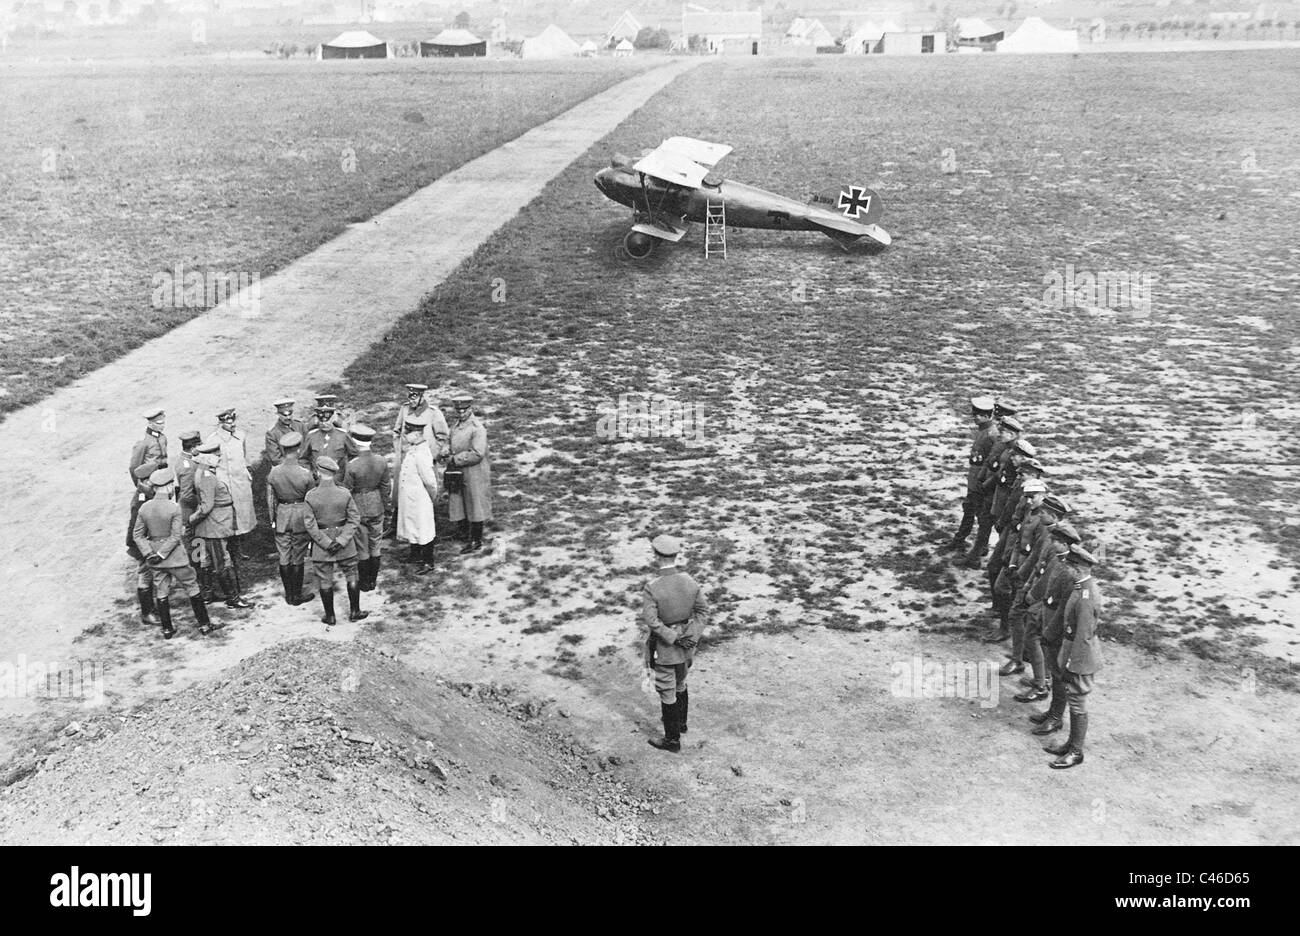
622,230,657,260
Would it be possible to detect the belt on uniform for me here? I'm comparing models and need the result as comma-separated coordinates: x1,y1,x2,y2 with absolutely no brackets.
662,619,689,627
278,499,304,504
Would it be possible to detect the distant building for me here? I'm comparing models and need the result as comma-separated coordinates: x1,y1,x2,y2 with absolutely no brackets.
953,17,1005,49
785,17,836,47
880,29,947,54
681,10,763,55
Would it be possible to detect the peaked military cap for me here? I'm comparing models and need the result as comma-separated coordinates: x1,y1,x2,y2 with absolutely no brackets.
148,468,173,487
144,408,165,421
994,400,1019,417
999,415,1024,434
969,395,995,413
315,456,340,473
651,534,681,557
132,461,158,481
216,407,237,420
196,440,221,454
273,397,296,409
179,429,202,444
404,383,428,393
350,424,376,442
1042,494,1071,515
1066,543,1097,565
1021,478,1047,494
1010,438,1037,457
1050,521,1082,544
278,431,303,448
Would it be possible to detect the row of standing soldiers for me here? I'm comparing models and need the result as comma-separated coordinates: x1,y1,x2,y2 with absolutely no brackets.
940,395,1104,770
127,385,492,637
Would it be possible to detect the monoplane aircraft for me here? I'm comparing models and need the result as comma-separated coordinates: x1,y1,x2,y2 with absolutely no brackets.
594,137,891,259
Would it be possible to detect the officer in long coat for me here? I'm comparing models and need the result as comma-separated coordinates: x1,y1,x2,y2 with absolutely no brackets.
129,408,168,486
342,424,392,590
264,398,306,467
190,451,251,609
134,470,213,638
304,456,367,625
941,396,997,554
396,410,439,572
266,430,314,606
1044,544,1103,769
447,393,492,554
127,461,160,626
960,413,1024,569
209,407,257,539
641,535,709,753
390,383,449,536
1025,523,1082,722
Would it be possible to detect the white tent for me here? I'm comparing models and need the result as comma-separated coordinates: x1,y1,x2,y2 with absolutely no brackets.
521,23,581,58
998,17,1079,53
319,30,389,59
954,17,997,39
614,37,635,55
579,39,599,55
844,21,884,53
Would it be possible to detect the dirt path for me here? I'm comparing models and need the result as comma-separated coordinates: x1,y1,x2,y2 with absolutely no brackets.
0,58,700,718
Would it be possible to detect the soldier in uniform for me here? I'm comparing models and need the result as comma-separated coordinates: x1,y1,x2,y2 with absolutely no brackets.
305,393,347,433
134,470,213,638
999,493,1070,674
1030,525,1086,736
1020,522,1082,705
264,398,306,467
190,450,252,609
127,461,161,626
391,384,449,537
958,412,1023,569
342,424,391,591
447,393,492,554
174,430,204,576
396,410,440,572
266,430,314,606
940,396,998,553
209,407,257,552
984,478,1046,643
641,535,709,753
304,456,367,625
129,409,168,485
304,400,357,482
1044,544,1103,769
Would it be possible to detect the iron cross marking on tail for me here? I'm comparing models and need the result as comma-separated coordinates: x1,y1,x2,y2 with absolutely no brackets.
838,186,871,219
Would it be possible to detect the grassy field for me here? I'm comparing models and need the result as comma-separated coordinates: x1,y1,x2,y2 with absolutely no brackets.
0,55,652,413
315,51,1300,687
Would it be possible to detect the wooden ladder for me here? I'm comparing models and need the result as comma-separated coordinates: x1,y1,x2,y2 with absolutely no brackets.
705,200,727,258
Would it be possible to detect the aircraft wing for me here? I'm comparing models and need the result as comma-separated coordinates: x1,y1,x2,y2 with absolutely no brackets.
633,137,732,188
631,213,691,243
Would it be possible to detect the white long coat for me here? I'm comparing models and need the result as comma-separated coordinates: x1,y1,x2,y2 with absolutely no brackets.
211,426,257,535
397,441,439,545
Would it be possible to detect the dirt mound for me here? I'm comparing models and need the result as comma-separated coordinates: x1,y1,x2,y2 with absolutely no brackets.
0,639,675,845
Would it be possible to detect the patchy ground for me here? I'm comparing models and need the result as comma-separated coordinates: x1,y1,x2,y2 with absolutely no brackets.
2,52,1297,844
0,55,651,413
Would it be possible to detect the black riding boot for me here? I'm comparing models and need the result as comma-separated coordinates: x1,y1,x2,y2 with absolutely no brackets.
157,598,175,639
278,565,294,604
293,564,311,604
221,570,251,609
648,701,681,752
199,569,217,603
347,582,369,622
137,587,160,625
453,520,469,541
678,689,689,734
368,557,381,590
190,595,213,634
460,522,483,554
319,587,336,626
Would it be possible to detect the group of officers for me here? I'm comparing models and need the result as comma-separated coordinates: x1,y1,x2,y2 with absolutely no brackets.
126,384,493,638
940,395,1105,770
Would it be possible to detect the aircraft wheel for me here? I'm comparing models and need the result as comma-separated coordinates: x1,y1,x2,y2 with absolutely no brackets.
623,230,657,260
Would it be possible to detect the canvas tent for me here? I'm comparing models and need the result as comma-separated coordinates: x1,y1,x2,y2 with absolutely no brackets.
998,17,1079,53
953,16,1003,47
521,24,580,58
844,21,884,53
319,30,389,59
608,10,642,43
420,28,486,57
580,39,599,56
614,38,635,56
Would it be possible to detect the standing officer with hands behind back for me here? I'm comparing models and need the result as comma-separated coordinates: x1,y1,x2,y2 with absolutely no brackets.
641,534,709,754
